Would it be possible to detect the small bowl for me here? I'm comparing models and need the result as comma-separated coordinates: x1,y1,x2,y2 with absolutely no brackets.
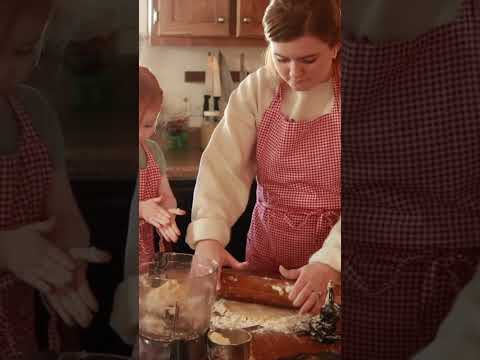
207,328,252,360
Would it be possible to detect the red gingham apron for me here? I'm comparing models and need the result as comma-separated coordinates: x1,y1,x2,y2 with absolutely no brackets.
138,143,167,266
246,74,341,273
342,0,480,358
0,96,61,359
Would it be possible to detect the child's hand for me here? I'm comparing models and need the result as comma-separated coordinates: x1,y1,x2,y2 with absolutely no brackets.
156,208,186,243
0,218,76,293
139,196,172,228
46,246,111,327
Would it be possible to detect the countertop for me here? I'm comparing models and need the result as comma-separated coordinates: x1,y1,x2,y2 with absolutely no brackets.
64,128,202,181
153,128,202,181
216,269,342,359
252,332,340,359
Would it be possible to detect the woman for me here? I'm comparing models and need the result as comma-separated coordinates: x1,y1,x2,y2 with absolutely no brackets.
187,0,341,314
342,0,480,358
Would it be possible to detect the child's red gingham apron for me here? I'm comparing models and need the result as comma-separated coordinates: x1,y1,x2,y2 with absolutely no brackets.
0,96,61,359
246,74,341,273
342,0,480,358
138,143,167,266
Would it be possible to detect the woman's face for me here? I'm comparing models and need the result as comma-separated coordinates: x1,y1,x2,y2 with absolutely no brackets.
271,35,339,91
0,3,51,95
139,100,162,143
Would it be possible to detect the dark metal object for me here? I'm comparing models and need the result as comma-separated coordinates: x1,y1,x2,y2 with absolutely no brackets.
308,281,341,344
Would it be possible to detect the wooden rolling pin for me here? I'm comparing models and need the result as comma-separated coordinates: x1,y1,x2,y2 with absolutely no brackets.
219,268,296,309
219,269,342,309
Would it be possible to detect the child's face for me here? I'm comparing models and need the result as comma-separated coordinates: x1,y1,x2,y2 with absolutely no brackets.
0,3,50,95
271,35,339,91
139,101,162,143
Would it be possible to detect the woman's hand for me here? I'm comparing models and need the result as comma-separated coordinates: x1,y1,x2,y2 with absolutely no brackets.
194,240,248,290
280,262,340,314
156,208,186,243
46,247,111,327
0,218,76,293
139,196,172,228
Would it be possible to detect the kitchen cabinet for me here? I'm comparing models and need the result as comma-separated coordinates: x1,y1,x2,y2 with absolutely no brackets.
149,0,268,46
236,0,270,38
156,0,231,37
171,179,257,262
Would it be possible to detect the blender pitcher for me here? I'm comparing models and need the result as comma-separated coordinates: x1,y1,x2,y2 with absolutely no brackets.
138,253,218,360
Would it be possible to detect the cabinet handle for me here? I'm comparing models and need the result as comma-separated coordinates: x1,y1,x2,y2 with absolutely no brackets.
217,17,226,23
242,17,252,24
152,8,158,25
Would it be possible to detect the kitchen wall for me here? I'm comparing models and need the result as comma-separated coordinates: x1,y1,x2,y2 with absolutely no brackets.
139,0,266,126
140,45,266,126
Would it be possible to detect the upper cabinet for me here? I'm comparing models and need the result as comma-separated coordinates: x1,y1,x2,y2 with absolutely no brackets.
236,0,270,38
157,0,231,37
150,0,268,46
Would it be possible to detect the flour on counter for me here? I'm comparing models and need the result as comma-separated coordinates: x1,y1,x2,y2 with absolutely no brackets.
270,283,293,297
270,285,285,296
211,299,311,334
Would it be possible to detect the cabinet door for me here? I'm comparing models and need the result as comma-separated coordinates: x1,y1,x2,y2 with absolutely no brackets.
155,0,231,37
236,0,269,38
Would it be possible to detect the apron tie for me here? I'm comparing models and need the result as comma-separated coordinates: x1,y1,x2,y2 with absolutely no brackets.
258,201,337,234
346,250,477,298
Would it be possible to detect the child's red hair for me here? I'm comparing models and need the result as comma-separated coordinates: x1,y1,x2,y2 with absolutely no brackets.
139,66,163,124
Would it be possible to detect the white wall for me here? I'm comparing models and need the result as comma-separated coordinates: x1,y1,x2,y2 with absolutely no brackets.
138,0,266,126
140,46,266,126
139,0,148,36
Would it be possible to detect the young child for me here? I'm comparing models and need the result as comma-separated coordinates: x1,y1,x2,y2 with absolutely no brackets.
0,0,110,358
138,66,185,265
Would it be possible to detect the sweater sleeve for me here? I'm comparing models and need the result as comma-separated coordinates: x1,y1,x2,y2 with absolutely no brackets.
186,69,274,249
309,217,341,272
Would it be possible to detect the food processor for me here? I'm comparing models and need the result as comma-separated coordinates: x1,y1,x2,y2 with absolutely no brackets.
138,253,218,360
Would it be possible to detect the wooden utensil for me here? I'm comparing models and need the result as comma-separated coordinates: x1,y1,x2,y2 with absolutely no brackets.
219,269,342,308
219,269,296,308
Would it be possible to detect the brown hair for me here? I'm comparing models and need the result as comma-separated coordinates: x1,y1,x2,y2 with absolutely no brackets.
263,0,341,75
139,66,163,124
